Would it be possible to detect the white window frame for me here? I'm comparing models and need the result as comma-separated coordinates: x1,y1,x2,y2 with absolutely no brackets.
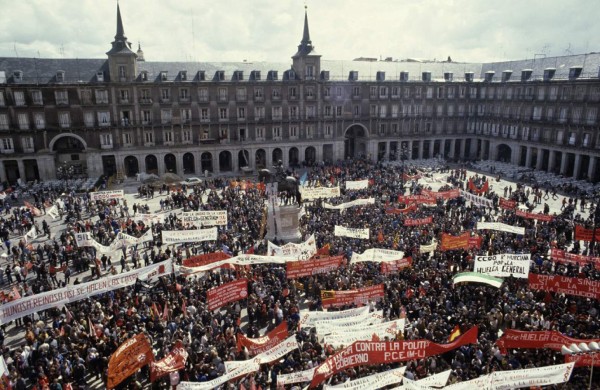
21,136,34,152
14,91,25,106
0,138,14,153
123,132,133,146
34,113,45,129
95,90,108,104
58,112,70,128
17,113,29,130
98,111,111,126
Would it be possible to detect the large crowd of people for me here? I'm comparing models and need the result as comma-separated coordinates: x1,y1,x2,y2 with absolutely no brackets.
0,157,598,389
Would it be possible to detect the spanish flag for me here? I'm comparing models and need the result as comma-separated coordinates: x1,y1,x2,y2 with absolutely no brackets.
449,325,461,342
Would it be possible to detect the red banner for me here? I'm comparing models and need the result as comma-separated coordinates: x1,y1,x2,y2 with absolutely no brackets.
440,233,481,251
397,194,436,205
286,255,344,279
236,321,289,355
565,353,600,367
150,341,188,382
574,225,600,242
207,279,248,311
23,201,42,216
499,198,517,210
107,333,154,389
515,210,553,222
321,284,384,309
308,327,478,388
468,179,489,194
381,257,413,274
550,248,600,270
402,173,422,181
496,329,600,354
422,188,460,200
404,217,433,226
182,251,232,268
385,204,417,214
528,274,600,300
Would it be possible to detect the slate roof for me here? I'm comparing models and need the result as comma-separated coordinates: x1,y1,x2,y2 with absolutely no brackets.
1,53,599,85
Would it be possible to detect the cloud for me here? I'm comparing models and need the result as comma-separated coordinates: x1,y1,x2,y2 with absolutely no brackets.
0,0,597,63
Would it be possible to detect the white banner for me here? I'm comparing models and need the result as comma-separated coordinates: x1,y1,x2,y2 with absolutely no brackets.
300,186,341,200
324,198,375,211
178,254,295,274
334,226,369,240
136,213,166,224
323,318,405,347
324,367,406,390
225,334,299,372
476,222,525,235
180,210,227,227
299,306,370,328
352,248,405,263
277,368,315,386
313,311,384,334
162,228,217,244
443,362,574,390
177,361,259,390
0,260,173,324
474,253,530,278
345,180,369,190
459,190,493,207
419,240,437,254
90,190,124,202
47,205,60,220
24,226,38,243
390,370,451,389
267,234,317,260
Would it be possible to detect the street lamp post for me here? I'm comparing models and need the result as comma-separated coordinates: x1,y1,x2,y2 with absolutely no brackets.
561,341,600,389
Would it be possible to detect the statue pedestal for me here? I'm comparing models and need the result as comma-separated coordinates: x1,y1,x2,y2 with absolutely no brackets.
266,196,301,242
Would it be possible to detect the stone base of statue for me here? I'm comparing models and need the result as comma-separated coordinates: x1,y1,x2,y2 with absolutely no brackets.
265,195,302,242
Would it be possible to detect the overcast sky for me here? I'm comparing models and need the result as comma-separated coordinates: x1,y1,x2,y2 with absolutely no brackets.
0,0,596,63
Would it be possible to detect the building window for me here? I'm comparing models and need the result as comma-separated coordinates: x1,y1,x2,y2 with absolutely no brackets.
586,108,597,125
237,107,246,120
272,87,281,100
198,88,209,102
0,92,5,106
324,106,332,118
325,125,332,137
354,105,360,117
180,109,192,124
335,106,342,117
161,89,170,102
34,113,45,129
123,133,133,146
370,105,377,117
83,112,94,127
219,127,228,139
183,130,192,143
95,90,108,104
164,131,173,143
306,87,315,99
379,105,387,118
161,109,172,124
219,108,228,121
100,133,113,147
0,114,8,130
583,133,591,147
288,87,297,99
98,111,111,126
289,106,298,120
22,136,34,151
119,89,129,103
380,86,388,98
370,86,377,98
141,110,152,125
236,87,247,101
290,126,298,139
254,106,265,120
118,66,127,79
379,123,386,135
305,65,314,78
180,88,189,101
144,132,154,144
353,86,360,97
13,91,25,106
200,108,209,122
392,123,398,134
0,138,14,152
306,125,313,139
324,87,331,98
306,106,315,119
254,87,264,100
391,105,399,118
568,132,577,146
272,107,282,120
336,87,343,97
255,127,265,140
55,91,69,105
218,87,227,101
58,112,70,128
17,113,29,130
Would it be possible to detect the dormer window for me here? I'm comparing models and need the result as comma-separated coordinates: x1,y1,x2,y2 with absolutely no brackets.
141,71,148,81
13,71,23,83
160,71,168,81
215,71,225,81
180,71,187,81
56,70,65,82
96,71,104,82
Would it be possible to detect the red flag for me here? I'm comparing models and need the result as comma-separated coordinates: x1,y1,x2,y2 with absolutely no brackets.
152,303,160,318
449,325,461,342
12,286,21,300
245,246,255,255
377,230,384,243
162,302,169,321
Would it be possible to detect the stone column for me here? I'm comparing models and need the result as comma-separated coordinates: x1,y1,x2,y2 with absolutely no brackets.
525,147,533,168
429,140,435,158
573,154,582,179
231,151,239,173
212,153,220,174
560,152,568,175
157,154,166,175
450,139,456,158
548,150,556,172
588,156,597,182
418,140,424,159
0,161,6,183
536,149,544,170
17,160,25,181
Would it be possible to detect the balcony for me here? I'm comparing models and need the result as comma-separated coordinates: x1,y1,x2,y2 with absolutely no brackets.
100,144,114,150
159,98,171,104
179,97,191,103
140,98,153,105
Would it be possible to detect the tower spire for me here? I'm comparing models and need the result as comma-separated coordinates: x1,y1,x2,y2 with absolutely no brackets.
301,6,311,46
115,2,126,41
